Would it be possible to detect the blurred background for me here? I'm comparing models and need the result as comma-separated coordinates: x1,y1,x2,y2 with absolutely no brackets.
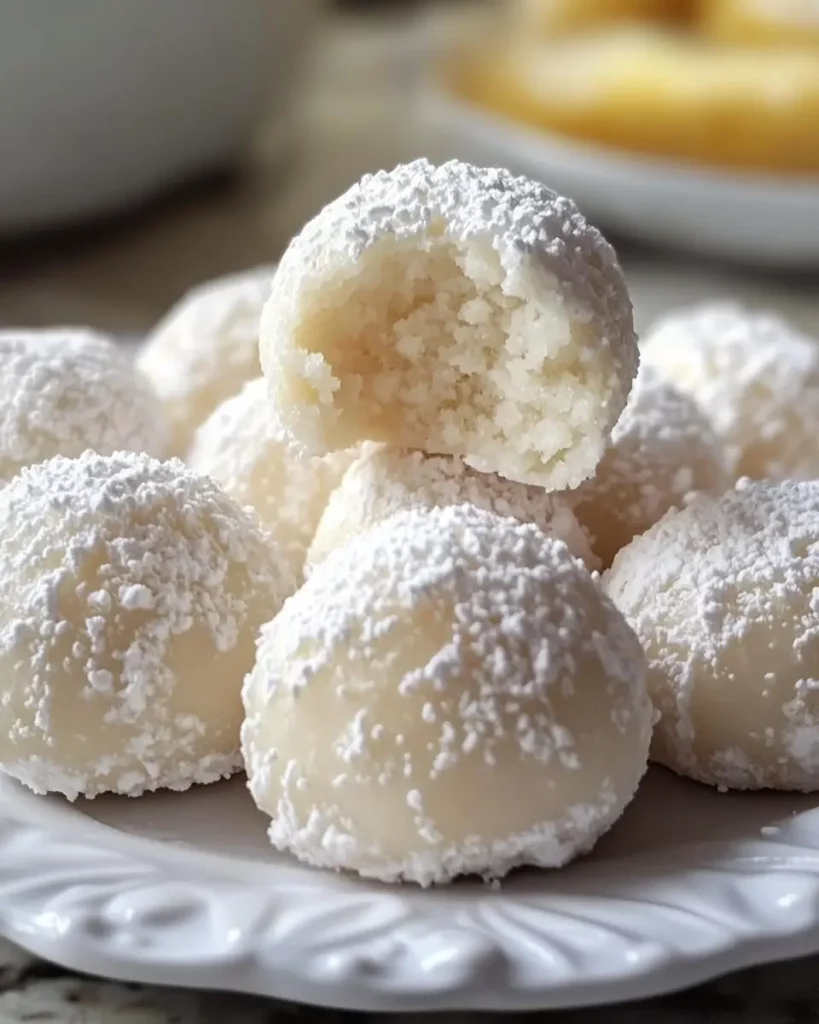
1,0,818,340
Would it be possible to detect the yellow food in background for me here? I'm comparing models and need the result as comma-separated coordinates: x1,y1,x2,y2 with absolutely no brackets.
511,0,694,32
698,0,819,47
448,26,819,174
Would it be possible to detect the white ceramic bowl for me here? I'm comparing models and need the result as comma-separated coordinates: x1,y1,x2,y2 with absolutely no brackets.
0,0,316,234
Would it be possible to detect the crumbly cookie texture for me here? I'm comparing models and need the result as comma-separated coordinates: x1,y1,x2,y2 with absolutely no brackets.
642,302,819,481
307,443,597,572
0,451,293,800
137,266,275,455
260,158,637,489
244,504,652,886
606,479,819,792
566,366,729,568
0,328,169,483
189,378,356,581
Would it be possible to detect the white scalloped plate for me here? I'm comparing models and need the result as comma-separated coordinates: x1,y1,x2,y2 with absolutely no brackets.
2,768,819,1012
421,86,819,268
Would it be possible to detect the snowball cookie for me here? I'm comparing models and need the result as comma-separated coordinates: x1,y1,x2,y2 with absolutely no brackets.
260,158,637,490
243,505,652,885
0,450,293,801
566,367,729,569
137,266,275,455
0,328,169,484
189,378,356,579
606,480,819,791
642,302,819,481
307,443,597,572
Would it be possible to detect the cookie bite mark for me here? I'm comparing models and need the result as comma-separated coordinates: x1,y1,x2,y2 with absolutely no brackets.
260,159,637,489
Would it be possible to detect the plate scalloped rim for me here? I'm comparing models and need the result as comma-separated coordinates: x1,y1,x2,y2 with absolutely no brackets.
3,770,819,1012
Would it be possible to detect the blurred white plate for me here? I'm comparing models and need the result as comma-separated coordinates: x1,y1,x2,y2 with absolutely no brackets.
422,86,819,268
2,767,819,1012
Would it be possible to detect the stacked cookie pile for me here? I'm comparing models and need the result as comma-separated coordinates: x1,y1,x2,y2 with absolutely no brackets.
1,159,818,887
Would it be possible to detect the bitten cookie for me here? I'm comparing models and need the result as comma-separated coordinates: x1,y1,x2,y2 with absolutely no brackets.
259,159,637,489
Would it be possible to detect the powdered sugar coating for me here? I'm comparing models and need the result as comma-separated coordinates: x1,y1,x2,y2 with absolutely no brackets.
189,378,356,580
138,266,275,455
243,504,652,886
307,444,597,572
0,328,169,483
642,302,819,481
0,451,292,800
260,158,637,489
605,480,819,791
566,367,730,568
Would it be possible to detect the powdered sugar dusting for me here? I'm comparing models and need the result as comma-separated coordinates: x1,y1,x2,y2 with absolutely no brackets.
243,504,651,886
606,479,819,791
307,444,597,571
5,749,244,804
138,266,275,454
189,378,356,580
567,366,730,567
260,158,636,489
271,159,631,334
0,450,292,800
642,302,819,481
0,328,169,482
